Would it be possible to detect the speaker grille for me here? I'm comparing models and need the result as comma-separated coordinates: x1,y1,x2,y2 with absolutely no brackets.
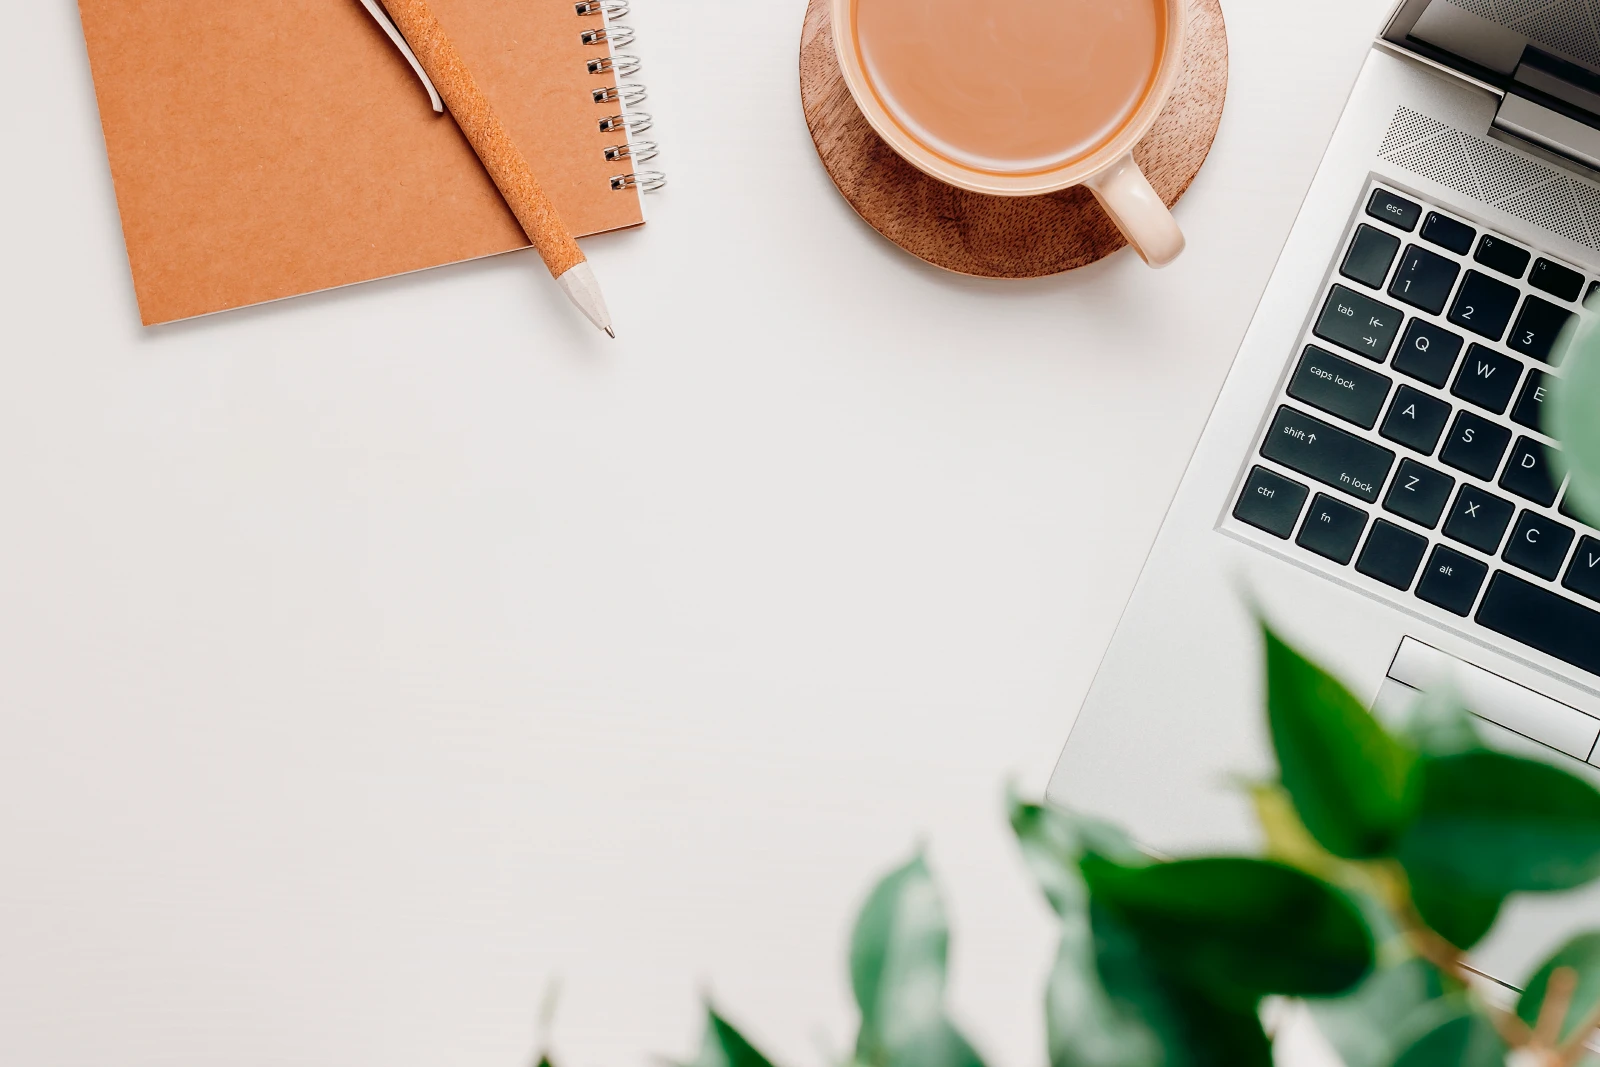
1378,106,1600,250
1446,0,1600,69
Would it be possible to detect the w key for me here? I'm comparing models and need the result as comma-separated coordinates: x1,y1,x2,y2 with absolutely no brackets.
1451,344,1522,414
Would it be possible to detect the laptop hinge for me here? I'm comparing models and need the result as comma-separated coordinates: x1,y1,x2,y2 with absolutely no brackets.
1492,49,1600,172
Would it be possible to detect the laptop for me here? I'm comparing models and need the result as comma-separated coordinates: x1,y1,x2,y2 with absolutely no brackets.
1047,0,1600,990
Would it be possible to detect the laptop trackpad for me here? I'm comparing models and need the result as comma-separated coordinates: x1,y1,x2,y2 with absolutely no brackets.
1376,639,1600,773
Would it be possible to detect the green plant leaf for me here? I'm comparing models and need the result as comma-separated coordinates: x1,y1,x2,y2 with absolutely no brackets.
1407,870,1503,951
1392,686,1482,758
1088,900,1272,1067
1553,311,1600,526
1010,799,1270,1067
1307,956,1448,1067
1398,751,1600,895
1386,999,1508,1067
1264,625,1419,858
681,1007,781,1067
1082,855,1375,1006
1518,932,1600,1047
849,854,984,1067
1010,796,1147,919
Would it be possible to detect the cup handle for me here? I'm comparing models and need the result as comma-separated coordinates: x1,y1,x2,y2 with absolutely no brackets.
1085,153,1185,268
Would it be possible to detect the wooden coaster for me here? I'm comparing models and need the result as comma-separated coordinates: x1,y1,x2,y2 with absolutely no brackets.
799,0,1229,277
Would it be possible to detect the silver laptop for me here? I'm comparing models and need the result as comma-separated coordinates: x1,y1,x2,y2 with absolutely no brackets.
1047,0,1600,990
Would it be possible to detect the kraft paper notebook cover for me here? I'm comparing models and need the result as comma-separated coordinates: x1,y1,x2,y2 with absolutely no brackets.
77,0,649,325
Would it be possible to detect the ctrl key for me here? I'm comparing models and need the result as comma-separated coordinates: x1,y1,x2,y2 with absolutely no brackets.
1416,544,1489,616
1234,466,1310,538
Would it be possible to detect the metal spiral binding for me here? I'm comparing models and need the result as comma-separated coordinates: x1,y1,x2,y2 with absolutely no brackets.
586,54,641,77
577,0,663,194
609,170,666,192
580,25,635,47
591,82,647,106
603,140,658,163
598,112,651,134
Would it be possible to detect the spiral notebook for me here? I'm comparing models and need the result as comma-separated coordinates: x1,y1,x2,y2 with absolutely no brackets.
77,0,661,326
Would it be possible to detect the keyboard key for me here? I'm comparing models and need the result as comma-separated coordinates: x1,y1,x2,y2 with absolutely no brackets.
1444,483,1515,553
1500,436,1561,507
1450,344,1523,414
1342,225,1401,289
1474,233,1531,279
1507,295,1574,363
1367,188,1421,231
1379,385,1451,455
1561,489,1599,527
1420,211,1474,254
1287,346,1392,430
1566,536,1600,602
1511,370,1554,432
1357,520,1428,589
1388,244,1460,314
1260,406,1396,504
1315,285,1405,360
1392,319,1464,387
1440,410,1512,481
1416,545,1489,615
1383,458,1455,528
1529,257,1584,302
1234,466,1309,539
1297,493,1368,564
1504,511,1576,580
1448,270,1520,340
1589,280,1600,308
1478,571,1600,676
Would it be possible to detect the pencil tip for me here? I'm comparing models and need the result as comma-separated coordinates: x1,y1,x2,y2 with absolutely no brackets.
605,326,616,339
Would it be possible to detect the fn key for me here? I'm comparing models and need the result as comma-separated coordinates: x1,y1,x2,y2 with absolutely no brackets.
1234,467,1309,538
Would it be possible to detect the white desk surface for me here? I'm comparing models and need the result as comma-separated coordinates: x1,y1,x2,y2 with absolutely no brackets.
1,1,1393,1064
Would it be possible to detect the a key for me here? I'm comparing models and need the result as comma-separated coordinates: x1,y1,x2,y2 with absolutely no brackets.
1565,535,1600,602
1388,244,1459,314
1379,385,1451,455
1416,545,1488,616
1450,344,1523,415
1529,257,1584,302
1356,519,1428,589
1420,211,1474,254
1500,436,1560,507
1503,511,1576,580
1474,234,1531,278
1315,285,1405,360
1260,406,1395,504
1342,225,1402,289
1507,296,1574,363
1511,371,1554,431
1443,483,1515,554
1233,466,1309,539
1448,270,1520,340
1296,493,1369,565
1287,346,1392,429
1479,571,1600,676
1392,319,1464,387
1367,188,1421,231
1382,458,1454,528
1439,410,1512,481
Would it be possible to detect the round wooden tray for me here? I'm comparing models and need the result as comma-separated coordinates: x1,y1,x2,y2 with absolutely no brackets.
799,0,1229,278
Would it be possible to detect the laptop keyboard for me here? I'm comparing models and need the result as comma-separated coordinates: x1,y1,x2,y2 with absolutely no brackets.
1233,182,1600,680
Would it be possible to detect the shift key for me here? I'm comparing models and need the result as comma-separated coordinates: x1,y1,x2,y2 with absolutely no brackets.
1261,406,1396,503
